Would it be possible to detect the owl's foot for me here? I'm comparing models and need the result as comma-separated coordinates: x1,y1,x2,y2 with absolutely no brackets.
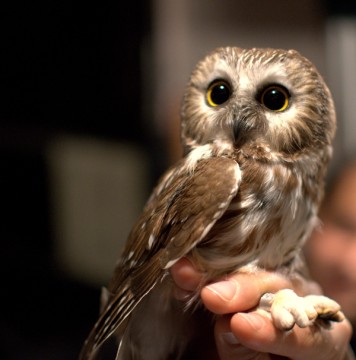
258,289,345,331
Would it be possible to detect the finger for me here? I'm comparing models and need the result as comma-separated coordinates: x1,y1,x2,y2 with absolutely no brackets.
229,311,352,360
201,271,292,314
215,315,270,360
170,257,202,292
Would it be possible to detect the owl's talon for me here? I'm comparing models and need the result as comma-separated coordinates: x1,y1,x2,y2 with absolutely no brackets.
259,289,344,331
304,294,345,322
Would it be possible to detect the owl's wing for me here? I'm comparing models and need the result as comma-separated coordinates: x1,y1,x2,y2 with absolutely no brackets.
79,156,241,360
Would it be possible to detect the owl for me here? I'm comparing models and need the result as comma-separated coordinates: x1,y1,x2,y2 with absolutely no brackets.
80,47,342,359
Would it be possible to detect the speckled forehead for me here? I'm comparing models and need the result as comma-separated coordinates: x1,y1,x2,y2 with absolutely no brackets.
194,48,296,93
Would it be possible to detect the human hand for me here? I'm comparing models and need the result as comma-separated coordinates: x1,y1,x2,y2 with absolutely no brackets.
171,257,353,360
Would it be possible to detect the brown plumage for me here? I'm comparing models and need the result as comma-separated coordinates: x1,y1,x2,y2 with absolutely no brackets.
80,47,339,359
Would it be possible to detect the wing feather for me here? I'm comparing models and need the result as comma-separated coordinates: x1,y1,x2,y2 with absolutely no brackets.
79,156,241,359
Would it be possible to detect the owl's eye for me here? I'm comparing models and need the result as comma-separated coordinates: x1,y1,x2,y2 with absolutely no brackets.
259,85,290,112
206,80,231,107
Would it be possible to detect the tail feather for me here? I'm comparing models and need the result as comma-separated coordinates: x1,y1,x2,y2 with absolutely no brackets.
79,259,165,359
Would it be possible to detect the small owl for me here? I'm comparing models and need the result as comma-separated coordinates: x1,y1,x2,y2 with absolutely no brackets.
80,47,342,359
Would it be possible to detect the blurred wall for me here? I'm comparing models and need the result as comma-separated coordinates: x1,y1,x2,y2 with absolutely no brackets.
326,18,356,162
48,136,149,286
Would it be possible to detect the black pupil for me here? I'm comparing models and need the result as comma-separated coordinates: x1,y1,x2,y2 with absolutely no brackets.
263,88,286,110
211,83,230,105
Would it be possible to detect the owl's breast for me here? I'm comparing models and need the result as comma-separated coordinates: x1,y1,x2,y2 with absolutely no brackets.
192,157,318,276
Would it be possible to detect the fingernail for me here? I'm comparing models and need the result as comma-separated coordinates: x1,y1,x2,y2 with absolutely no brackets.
221,332,240,345
206,280,239,302
238,313,264,331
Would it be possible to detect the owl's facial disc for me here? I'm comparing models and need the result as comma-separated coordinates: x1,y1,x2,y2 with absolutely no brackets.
230,83,292,148
182,47,335,156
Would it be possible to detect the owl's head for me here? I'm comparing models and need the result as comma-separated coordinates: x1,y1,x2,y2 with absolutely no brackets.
181,47,336,157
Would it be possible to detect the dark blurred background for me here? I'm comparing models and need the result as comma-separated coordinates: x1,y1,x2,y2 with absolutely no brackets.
1,1,356,359
0,1,152,359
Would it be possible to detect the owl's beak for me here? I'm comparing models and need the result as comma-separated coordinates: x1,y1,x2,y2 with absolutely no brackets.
233,116,255,146
232,109,265,147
